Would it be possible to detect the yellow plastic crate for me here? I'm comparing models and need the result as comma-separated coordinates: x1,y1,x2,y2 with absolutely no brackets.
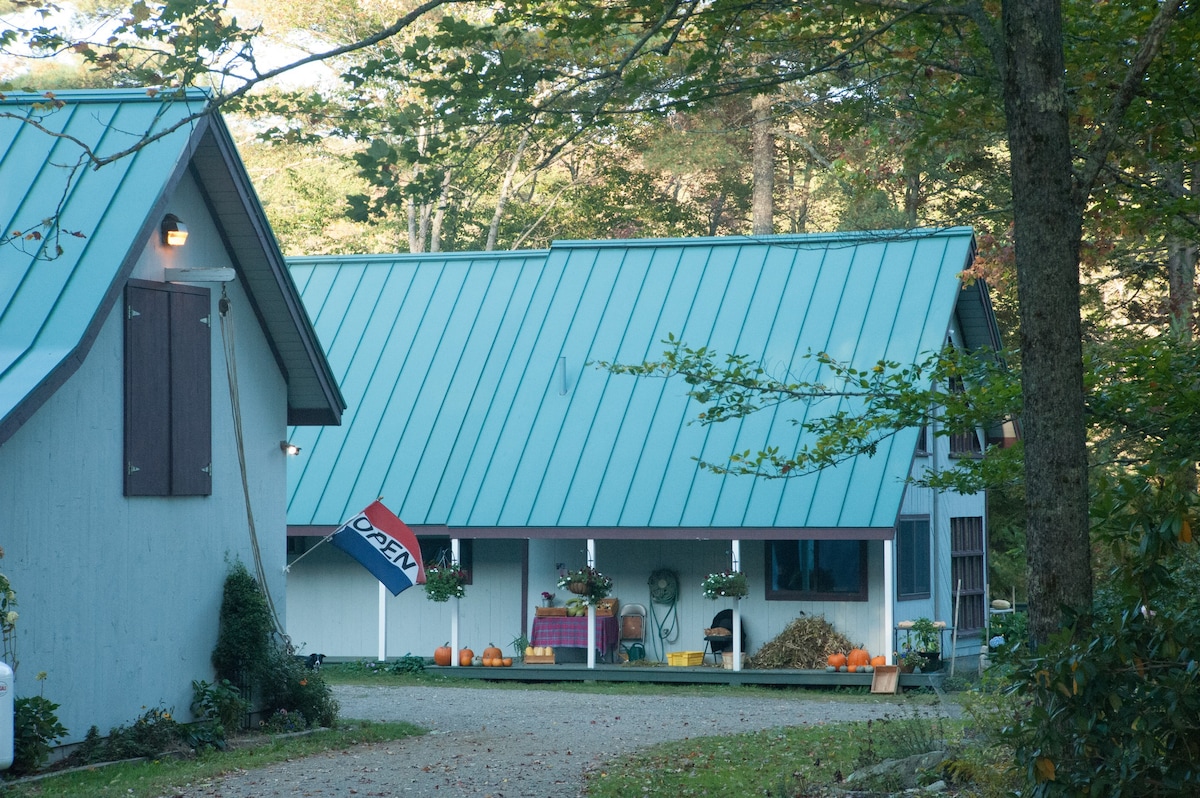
667,651,704,666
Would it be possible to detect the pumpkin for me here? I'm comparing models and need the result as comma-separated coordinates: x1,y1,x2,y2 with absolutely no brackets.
482,656,495,667
827,652,847,669
847,665,857,673
847,648,870,668
434,643,452,667
483,643,503,661
870,655,887,667
502,657,513,667
459,647,475,666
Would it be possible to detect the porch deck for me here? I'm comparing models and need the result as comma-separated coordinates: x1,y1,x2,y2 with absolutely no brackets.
424,661,953,690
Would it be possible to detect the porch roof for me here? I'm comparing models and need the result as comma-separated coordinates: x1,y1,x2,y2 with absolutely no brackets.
0,89,344,443
286,228,989,534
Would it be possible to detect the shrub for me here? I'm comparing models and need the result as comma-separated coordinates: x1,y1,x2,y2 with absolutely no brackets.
191,678,249,730
11,695,67,775
212,561,275,686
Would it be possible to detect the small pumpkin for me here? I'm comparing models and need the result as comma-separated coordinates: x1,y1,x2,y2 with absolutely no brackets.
502,657,513,667
870,655,887,667
434,643,452,667
459,647,475,666
847,648,871,668
847,665,857,673
827,652,847,669
483,643,503,661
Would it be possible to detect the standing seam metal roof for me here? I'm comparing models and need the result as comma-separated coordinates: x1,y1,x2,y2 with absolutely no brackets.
0,89,344,441
285,228,985,532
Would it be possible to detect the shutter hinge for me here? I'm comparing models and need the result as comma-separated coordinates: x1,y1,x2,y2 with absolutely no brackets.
200,315,211,328
127,306,140,320
127,462,140,475
201,463,212,475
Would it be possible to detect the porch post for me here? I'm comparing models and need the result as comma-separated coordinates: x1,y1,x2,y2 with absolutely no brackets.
450,538,461,667
883,537,895,664
586,538,596,669
377,582,387,661
732,540,742,672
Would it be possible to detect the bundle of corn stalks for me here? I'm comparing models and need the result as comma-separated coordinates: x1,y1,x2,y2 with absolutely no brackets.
747,614,857,670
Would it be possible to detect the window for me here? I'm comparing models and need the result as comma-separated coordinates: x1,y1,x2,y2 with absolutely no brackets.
124,281,211,496
765,540,867,601
951,516,986,631
419,537,473,584
897,517,931,599
915,425,930,455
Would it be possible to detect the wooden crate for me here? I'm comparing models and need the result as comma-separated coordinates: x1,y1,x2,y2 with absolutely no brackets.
597,597,619,617
871,665,900,694
524,653,556,665
535,606,567,617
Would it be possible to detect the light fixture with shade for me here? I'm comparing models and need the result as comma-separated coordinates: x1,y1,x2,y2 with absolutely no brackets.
280,441,301,456
161,214,188,246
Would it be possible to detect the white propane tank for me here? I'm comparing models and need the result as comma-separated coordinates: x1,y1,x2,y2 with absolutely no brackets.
0,661,12,771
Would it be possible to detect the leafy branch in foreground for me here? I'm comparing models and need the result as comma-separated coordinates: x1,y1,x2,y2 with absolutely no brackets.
596,334,1019,489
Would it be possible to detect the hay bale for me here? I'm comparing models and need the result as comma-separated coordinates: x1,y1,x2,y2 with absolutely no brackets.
747,614,857,670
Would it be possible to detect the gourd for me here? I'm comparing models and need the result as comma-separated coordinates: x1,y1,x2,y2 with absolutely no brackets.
827,652,847,669
459,647,475,666
847,648,871,668
434,643,452,666
483,643,503,661
525,645,535,658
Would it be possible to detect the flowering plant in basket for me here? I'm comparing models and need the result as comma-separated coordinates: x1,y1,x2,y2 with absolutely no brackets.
423,562,467,602
701,570,748,599
557,567,612,604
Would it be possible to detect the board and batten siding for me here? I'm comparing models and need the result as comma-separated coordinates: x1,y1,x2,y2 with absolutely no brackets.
0,175,290,744
285,539,527,659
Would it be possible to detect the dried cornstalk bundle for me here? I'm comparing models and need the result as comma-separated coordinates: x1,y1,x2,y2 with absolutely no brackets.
747,614,856,670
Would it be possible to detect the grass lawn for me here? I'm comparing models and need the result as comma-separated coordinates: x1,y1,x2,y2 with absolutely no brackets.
0,721,422,798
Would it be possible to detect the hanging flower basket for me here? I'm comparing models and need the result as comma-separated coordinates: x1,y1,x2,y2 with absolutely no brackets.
556,567,613,605
423,562,467,602
701,570,749,600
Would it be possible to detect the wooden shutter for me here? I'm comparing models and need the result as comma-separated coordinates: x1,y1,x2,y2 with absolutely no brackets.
125,285,171,496
170,290,211,495
124,281,211,497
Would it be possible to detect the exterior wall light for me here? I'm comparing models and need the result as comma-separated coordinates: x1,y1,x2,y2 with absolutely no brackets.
280,441,301,456
161,214,189,246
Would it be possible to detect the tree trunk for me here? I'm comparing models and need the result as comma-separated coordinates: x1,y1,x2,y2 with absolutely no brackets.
430,168,453,254
751,93,774,235
487,130,530,251
1001,0,1092,643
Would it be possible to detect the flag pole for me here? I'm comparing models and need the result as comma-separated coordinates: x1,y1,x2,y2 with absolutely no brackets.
451,538,461,667
732,540,742,672
378,582,387,661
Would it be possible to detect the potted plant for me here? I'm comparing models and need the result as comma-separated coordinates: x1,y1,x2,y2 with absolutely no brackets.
423,562,467,602
895,649,924,673
556,567,612,604
540,591,556,607
701,570,749,599
908,617,943,671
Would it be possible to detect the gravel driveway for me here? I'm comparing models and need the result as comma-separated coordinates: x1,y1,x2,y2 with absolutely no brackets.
174,683,955,797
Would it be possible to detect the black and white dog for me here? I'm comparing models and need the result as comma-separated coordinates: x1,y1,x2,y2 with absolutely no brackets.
305,653,326,672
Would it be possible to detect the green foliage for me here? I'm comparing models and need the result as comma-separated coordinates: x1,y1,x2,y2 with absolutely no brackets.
1005,467,1200,796
191,678,249,730
557,567,613,604
256,646,339,729
260,707,308,734
11,695,67,775
0,546,17,670
388,655,427,674
211,561,275,685
700,570,748,600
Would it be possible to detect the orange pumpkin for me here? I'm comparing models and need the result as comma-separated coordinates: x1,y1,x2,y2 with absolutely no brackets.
871,655,887,667
459,647,475,666
483,643,504,661
847,665,858,673
827,652,847,669
847,648,870,668
502,657,513,667
434,643,452,666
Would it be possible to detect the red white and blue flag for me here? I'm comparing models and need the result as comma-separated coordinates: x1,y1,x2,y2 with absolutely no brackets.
330,501,425,596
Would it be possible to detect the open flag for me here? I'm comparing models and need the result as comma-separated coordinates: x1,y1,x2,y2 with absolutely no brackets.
330,501,425,596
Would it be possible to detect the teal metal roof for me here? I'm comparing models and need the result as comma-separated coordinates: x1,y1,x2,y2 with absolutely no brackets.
286,229,984,533
0,89,343,440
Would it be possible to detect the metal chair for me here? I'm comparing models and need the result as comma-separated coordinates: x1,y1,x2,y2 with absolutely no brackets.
619,603,647,661
702,609,747,665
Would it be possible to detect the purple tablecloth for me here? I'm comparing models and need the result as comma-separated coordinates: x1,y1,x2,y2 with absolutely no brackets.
531,615,619,654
